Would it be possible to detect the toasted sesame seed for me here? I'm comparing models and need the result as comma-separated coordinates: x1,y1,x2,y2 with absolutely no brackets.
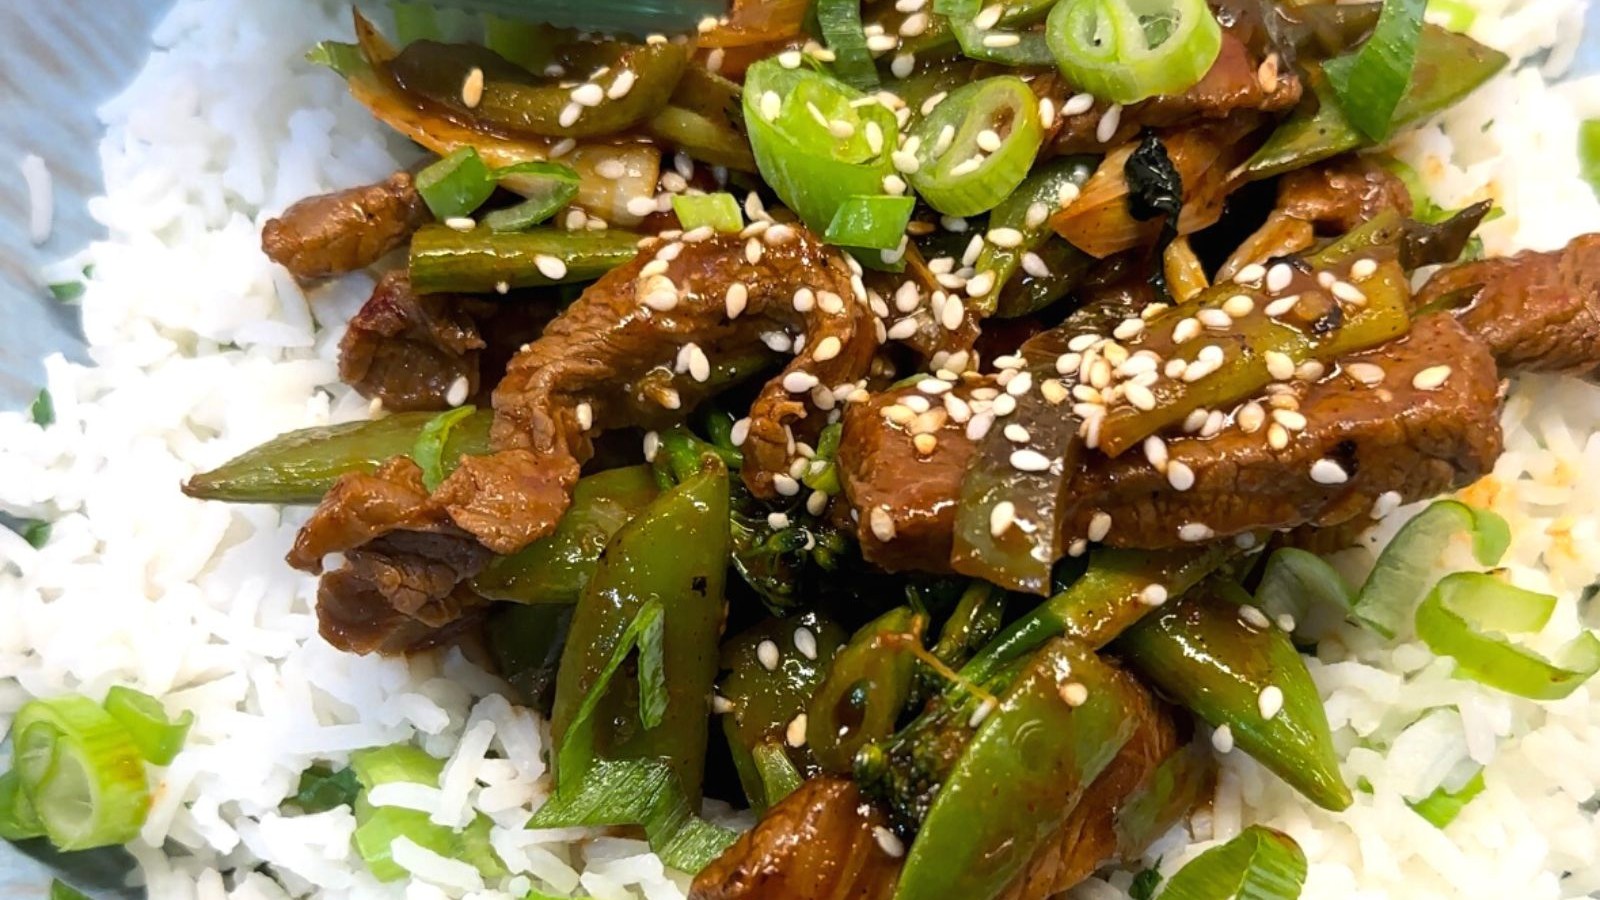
1267,422,1290,449
1413,365,1452,390
1087,510,1112,542
1212,724,1235,753
1350,258,1379,280
1178,522,1215,541
757,639,780,670
1258,685,1284,720
1273,409,1307,431
873,826,905,858
870,506,896,541
461,67,485,108
786,713,809,747
1223,294,1255,318
1345,362,1385,386
1141,583,1168,607
1172,317,1201,344
1237,401,1266,433
913,433,938,455
1011,449,1051,473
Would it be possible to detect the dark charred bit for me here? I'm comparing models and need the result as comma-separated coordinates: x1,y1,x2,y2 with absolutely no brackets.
1125,131,1184,223
1402,201,1495,270
692,574,709,595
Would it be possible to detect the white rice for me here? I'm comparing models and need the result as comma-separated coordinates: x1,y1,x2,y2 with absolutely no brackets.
0,0,1596,898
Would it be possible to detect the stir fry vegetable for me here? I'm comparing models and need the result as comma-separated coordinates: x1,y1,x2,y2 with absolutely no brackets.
908,76,1044,217
1046,0,1223,104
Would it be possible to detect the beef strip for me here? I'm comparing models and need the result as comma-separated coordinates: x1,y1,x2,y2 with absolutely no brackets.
287,456,492,655
434,225,876,554
261,171,430,279
339,270,488,412
692,679,1198,900
1048,32,1300,154
1275,155,1413,234
838,314,1502,566
691,777,902,900
1417,234,1600,377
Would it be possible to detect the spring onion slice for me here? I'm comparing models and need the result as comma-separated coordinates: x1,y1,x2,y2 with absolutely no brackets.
390,2,441,45
1424,0,1477,32
750,743,804,808
31,388,54,427
672,193,746,233
825,194,915,251
102,687,193,766
527,758,736,873
416,147,497,220
1580,120,1600,202
1415,572,1600,700
909,76,1043,216
556,599,669,785
481,160,579,232
742,60,900,237
412,406,477,492
1160,825,1308,900
1408,766,1485,827
294,764,362,814
970,156,1095,316
0,770,45,840
10,696,150,851
817,0,880,90
951,0,1057,66
1254,547,1354,630
1324,0,1428,141
50,880,91,900
347,744,504,882
1046,0,1223,104
1352,500,1509,637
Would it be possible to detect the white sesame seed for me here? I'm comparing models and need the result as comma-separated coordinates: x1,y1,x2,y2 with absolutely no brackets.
760,91,782,121
1038,97,1056,128
1272,409,1307,431
783,371,820,394
1198,308,1233,330
1241,604,1271,629
643,290,678,311
1172,317,1201,344
1258,685,1284,720
445,376,469,407
1265,263,1294,293
794,627,818,660
1264,295,1299,318
1331,281,1367,305
1058,182,1081,208
942,295,967,330
987,227,1024,249
606,69,636,99
558,101,584,127
1088,511,1112,542
1167,460,1196,491
1212,724,1235,753
1413,365,1451,390
461,67,485,108
974,3,1004,27
573,401,595,431
1060,682,1089,706
1095,104,1122,142
988,500,1018,537
1267,422,1290,449
1265,351,1295,381
445,216,476,232
1223,294,1255,318
1004,423,1031,443
757,639,780,670
643,430,660,462
1295,360,1325,381
1277,613,1297,632
766,512,792,531
1124,382,1157,411
1371,490,1402,518
785,713,809,747
807,490,829,516
778,50,803,69
626,196,658,218
902,395,931,414
873,826,905,859
1237,401,1265,433
1350,258,1379,280
534,254,568,280
1345,362,1385,386
1141,583,1168,607
867,33,900,52
1234,263,1267,285
870,506,896,541
1011,449,1052,472
1063,92,1095,115
949,156,983,177
1178,522,1215,542
774,473,801,496
745,237,764,265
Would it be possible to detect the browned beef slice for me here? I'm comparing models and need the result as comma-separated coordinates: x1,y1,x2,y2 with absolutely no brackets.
339,270,488,412
1050,32,1300,153
435,226,876,554
1276,155,1413,233
288,456,491,655
1057,313,1503,547
838,315,1502,560
690,776,902,900
1417,233,1600,376
261,171,430,279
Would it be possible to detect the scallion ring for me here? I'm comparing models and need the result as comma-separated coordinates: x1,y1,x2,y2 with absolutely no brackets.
9,696,151,851
825,194,916,251
415,147,497,220
908,76,1043,216
1046,0,1223,105
672,193,746,233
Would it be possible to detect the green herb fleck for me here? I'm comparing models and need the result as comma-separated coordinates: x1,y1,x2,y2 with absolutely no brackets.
1129,860,1164,900
50,880,92,900
47,282,86,302
20,520,51,549
293,764,361,813
30,389,54,427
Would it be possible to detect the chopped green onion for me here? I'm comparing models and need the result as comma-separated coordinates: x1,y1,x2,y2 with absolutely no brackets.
1130,863,1164,900
1324,0,1429,141
1159,825,1308,900
1408,766,1485,827
824,194,915,251
1254,547,1354,630
1415,572,1600,700
909,76,1043,216
750,743,804,808
48,281,85,303
742,60,901,238
50,880,91,900
306,40,367,77
1046,0,1223,104
801,422,845,494
412,406,478,491
817,0,881,90
555,599,669,784
348,744,504,882
1352,500,1509,638
20,519,51,549
101,687,192,767
1580,120,1600,203
31,388,54,427
481,161,579,232
1425,0,1477,32
672,193,746,233
969,156,1095,316
9,695,151,851
951,0,1057,66
0,770,45,840
416,148,498,220
527,758,737,873
293,764,362,814
350,744,443,791
390,1,441,45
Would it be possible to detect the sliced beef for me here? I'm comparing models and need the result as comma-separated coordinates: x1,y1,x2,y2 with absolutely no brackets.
1276,155,1413,234
838,314,1502,562
1418,233,1600,377
261,171,430,279
288,456,492,655
691,776,902,900
1056,313,1503,547
1049,32,1299,154
435,226,876,554
339,270,488,412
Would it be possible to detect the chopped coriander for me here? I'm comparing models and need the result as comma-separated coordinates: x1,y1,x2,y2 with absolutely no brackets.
30,389,54,427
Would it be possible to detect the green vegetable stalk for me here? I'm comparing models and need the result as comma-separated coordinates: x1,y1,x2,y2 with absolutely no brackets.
807,607,927,774
408,225,642,294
